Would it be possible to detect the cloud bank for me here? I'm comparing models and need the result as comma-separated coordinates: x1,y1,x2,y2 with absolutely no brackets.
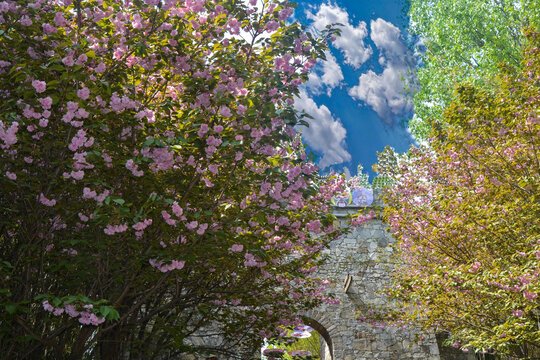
348,18,415,124
294,90,351,169
306,50,344,96
307,3,372,69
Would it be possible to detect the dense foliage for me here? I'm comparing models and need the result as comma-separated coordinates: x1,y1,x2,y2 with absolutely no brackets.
407,0,540,139
0,0,342,358
381,30,540,358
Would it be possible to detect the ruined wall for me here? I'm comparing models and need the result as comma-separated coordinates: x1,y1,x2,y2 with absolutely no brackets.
306,193,441,360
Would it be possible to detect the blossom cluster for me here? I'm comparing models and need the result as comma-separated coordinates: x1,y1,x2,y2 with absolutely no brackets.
43,301,105,326
0,0,341,357
381,30,540,355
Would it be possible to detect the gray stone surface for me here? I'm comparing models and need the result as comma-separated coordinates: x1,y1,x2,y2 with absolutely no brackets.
184,190,450,359
306,202,441,360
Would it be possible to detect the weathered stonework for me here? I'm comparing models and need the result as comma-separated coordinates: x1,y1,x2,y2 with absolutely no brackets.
184,191,473,359
305,192,441,360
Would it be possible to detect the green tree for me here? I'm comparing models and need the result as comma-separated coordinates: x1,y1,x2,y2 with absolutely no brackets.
407,0,540,139
0,0,341,358
381,30,540,358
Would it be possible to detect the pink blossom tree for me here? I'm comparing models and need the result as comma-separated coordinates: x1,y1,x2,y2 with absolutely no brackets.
380,30,540,358
0,0,341,358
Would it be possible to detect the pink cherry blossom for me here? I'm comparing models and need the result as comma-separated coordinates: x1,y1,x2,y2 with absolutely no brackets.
42,23,57,34
196,223,208,235
32,80,46,93
213,125,223,133
198,123,209,137
62,56,74,66
266,21,279,32
76,54,88,66
77,87,90,100
39,193,56,207
237,105,246,115
39,97,53,109
219,106,232,117
54,12,67,27
0,2,343,354
229,244,243,252
172,202,183,217
43,301,54,312
95,62,106,73
186,221,198,231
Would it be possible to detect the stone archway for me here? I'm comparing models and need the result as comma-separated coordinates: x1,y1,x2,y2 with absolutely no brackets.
305,199,441,360
303,309,340,360
305,318,333,360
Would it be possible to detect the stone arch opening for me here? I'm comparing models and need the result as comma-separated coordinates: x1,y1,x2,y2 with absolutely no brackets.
260,317,334,360
304,318,333,360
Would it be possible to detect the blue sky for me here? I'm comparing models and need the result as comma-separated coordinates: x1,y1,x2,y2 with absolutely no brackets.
293,0,414,178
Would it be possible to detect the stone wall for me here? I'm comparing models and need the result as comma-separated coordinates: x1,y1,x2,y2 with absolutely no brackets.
183,191,468,360
306,200,441,360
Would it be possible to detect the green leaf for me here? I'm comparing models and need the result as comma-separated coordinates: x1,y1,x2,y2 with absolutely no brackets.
113,198,125,205
99,305,111,317
143,138,155,147
106,308,119,321
48,64,65,72
5,304,17,314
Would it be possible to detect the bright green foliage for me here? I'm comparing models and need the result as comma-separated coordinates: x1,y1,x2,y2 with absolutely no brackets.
283,331,322,358
382,30,540,358
353,165,371,189
408,0,540,139
372,145,399,189
264,329,321,359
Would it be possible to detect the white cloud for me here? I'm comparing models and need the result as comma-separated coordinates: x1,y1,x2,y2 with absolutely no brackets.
306,51,344,96
349,18,415,124
349,68,412,122
294,90,351,169
320,51,344,91
307,72,324,95
307,3,372,69
370,18,409,58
